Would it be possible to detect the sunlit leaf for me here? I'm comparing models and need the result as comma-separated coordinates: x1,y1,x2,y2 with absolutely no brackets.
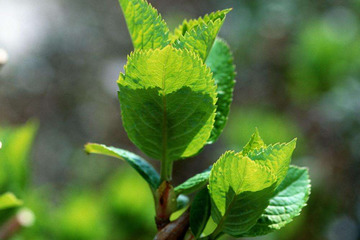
119,0,170,50
172,9,231,60
209,151,277,237
0,192,22,210
242,166,311,236
118,46,217,162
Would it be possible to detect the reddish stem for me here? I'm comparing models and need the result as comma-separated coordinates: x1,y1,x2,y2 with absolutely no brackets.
0,216,22,240
154,208,190,240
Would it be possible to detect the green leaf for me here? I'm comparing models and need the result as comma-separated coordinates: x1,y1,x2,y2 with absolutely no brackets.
209,151,277,237
118,46,217,163
206,38,236,144
242,165,311,237
84,143,160,190
0,192,22,210
171,9,231,42
247,139,297,186
190,187,211,238
0,120,38,193
172,9,231,60
174,167,211,195
119,0,170,50
240,128,266,155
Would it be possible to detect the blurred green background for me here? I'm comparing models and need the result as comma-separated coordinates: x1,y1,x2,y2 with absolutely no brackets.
1,0,360,239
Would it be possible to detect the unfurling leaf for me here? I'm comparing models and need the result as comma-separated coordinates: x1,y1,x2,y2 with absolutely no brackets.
242,166,311,237
84,143,160,190
172,9,231,60
239,130,297,186
118,46,217,162
119,0,170,50
206,38,236,144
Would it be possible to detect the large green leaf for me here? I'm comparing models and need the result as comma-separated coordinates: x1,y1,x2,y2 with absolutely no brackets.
0,192,22,210
242,165,311,237
190,187,211,238
119,0,170,50
208,151,277,237
118,46,217,163
206,38,235,144
84,143,160,190
0,121,38,193
174,167,211,195
172,9,231,61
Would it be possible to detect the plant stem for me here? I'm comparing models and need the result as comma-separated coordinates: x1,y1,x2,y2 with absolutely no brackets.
154,208,190,240
155,181,177,230
0,209,34,240
160,158,173,181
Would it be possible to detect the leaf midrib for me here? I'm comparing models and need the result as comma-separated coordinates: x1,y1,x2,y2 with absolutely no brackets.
161,51,170,163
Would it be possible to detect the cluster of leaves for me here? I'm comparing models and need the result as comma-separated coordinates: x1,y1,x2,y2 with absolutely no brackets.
85,0,311,239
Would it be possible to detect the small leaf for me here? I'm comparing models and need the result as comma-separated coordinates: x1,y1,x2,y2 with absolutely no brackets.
119,0,170,50
209,151,277,237
240,128,265,155
0,193,22,210
173,9,231,60
206,38,236,144
118,46,217,162
171,9,230,41
242,165,311,237
190,188,211,238
174,167,211,195
84,143,160,190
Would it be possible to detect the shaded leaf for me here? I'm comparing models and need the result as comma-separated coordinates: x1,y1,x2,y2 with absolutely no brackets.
190,188,211,238
206,38,236,144
84,143,160,190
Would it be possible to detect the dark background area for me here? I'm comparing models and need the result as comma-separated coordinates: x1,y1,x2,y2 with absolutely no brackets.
1,0,360,239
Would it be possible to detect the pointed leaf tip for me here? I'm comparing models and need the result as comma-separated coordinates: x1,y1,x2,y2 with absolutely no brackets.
119,0,170,50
